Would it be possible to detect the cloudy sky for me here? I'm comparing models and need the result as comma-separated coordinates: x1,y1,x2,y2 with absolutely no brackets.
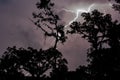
0,0,119,70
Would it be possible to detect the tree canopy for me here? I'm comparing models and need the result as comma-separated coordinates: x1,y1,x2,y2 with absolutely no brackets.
32,0,67,48
0,47,68,80
0,0,120,80
68,9,120,80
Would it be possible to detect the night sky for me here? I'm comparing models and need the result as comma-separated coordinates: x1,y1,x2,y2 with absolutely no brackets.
0,0,119,70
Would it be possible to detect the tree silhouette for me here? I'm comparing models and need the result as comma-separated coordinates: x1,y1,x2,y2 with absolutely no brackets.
66,66,90,80
68,10,120,80
110,0,120,13
1,0,120,80
0,0,68,80
31,1,68,78
76,66,90,80
0,46,68,80
31,0,67,48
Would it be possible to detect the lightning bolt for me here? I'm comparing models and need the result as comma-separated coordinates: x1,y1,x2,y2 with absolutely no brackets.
63,4,95,28
49,3,112,47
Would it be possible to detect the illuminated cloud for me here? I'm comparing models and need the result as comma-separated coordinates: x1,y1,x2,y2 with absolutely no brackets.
0,0,119,70
63,4,95,28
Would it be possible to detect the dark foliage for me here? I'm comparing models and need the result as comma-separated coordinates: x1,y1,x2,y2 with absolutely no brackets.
0,0,120,80
115,0,120,3
68,10,120,80
109,0,120,13
0,46,68,80
32,0,67,48
113,4,120,13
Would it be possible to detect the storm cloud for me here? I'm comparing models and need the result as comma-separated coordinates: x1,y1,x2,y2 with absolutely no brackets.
0,0,119,70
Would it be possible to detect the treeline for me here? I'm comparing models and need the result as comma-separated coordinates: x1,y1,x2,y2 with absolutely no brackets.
0,0,120,80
